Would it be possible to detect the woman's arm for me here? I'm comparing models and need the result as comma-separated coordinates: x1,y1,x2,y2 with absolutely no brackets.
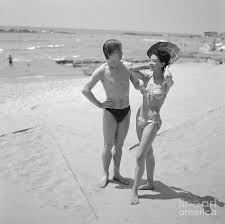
164,70,174,94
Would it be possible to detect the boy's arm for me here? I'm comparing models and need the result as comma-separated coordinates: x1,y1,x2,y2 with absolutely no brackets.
130,73,144,90
130,73,140,90
123,61,148,81
129,68,147,81
129,65,150,82
123,60,149,71
81,66,104,109
130,64,149,71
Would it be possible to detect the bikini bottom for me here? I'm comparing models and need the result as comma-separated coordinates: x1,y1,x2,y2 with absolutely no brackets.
137,113,161,130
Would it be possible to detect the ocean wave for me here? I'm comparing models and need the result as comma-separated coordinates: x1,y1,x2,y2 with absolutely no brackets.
50,55,79,63
47,44,64,48
123,32,143,36
0,48,4,52
55,58,151,77
14,58,32,62
55,58,149,67
142,39,166,42
26,44,64,50
27,46,36,50
56,58,104,65
123,32,163,37
0,27,76,34
9,48,28,51
52,57,66,61
16,75,45,79
0,28,37,33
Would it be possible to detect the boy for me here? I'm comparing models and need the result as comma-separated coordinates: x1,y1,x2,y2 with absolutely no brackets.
82,39,142,188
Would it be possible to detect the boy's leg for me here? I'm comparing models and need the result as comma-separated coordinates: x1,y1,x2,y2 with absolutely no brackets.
112,110,131,184
100,109,117,188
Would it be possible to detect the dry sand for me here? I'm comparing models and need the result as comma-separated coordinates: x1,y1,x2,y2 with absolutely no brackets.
0,63,225,224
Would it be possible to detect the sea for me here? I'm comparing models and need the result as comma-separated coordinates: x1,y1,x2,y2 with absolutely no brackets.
0,26,224,134
0,26,203,82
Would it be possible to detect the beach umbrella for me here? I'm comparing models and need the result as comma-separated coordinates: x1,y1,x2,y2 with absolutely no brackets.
147,42,181,65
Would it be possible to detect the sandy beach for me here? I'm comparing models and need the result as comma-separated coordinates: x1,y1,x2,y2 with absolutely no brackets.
0,62,225,224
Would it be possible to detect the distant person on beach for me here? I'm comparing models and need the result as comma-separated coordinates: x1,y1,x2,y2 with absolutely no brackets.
8,55,13,66
82,39,143,188
129,47,175,205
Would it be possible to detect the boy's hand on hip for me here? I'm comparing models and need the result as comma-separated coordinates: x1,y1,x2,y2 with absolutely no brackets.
101,100,114,109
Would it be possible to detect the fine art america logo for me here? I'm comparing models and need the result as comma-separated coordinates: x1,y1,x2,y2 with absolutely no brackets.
178,199,217,216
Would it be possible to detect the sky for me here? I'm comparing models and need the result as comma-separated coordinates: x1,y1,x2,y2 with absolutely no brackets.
0,0,224,34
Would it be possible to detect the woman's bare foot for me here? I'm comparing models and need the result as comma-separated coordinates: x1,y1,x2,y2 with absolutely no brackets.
113,175,129,185
138,182,154,190
99,176,108,188
130,191,139,205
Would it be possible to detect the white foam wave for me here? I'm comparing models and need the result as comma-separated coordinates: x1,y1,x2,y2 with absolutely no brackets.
14,58,32,62
47,44,64,48
26,44,64,50
0,48,4,52
33,75,45,78
27,46,36,50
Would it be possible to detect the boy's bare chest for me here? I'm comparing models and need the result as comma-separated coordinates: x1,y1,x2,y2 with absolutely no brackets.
104,70,129,85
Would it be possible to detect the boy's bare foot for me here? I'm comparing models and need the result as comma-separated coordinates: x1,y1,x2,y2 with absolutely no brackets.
99,176,108,188
138,182,154,190
130,191,139,205
113,175,129,185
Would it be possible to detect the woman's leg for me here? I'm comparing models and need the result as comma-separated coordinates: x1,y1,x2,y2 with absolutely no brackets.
136,107,143,142
130,123,158,205
100,110,117,188
139,146,155,190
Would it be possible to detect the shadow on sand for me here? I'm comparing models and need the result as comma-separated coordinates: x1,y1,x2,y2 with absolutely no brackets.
126,141,224,213
138,181,224,214
114,180,224,213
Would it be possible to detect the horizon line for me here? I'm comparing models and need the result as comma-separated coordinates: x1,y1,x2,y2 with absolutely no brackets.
0,24,211,36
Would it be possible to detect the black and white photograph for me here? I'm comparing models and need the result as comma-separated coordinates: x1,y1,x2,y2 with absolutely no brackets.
0,0,224,223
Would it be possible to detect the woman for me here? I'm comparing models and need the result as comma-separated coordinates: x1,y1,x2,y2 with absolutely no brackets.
129,46,177,205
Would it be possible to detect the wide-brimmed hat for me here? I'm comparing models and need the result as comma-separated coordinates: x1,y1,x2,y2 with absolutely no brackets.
147,42,181,65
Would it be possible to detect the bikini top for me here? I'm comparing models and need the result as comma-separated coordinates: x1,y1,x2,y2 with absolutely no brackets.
142,77,167,101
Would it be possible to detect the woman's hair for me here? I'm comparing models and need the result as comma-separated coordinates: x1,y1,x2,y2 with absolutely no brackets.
103,39,122,59
147,48,171,72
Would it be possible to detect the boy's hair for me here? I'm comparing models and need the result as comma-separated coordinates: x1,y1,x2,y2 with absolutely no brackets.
103,39,122,59
147,48,170,71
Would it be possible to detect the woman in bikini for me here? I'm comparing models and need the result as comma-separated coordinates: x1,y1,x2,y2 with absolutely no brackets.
129,48,175,205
